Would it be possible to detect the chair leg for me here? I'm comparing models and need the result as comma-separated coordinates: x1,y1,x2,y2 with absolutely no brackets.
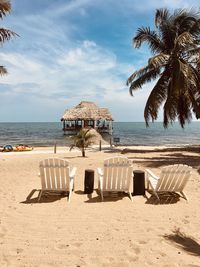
154,191,160,201
100,190,104,201
38,190,43,202
129,192,133,202
68,190,72,203
180,191,188,201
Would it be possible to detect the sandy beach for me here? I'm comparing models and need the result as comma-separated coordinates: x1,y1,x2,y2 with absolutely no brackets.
0,145,200,267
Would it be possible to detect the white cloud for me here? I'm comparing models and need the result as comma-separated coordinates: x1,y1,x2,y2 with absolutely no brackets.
3,0,196,122
0,39,139,121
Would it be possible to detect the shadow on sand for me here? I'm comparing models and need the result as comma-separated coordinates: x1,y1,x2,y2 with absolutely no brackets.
21,189,68,204
127,152,200,173
145,191,181,205
164,228,200,256
84,190,129,203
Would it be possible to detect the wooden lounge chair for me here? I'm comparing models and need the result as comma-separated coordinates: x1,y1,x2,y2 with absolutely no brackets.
38,158,77,202
146,164,192,201
97,156,133,201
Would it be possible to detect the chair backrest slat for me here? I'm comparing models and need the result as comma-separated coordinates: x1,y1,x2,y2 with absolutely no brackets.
54,158,61,189
39,158,70,191
156,164,192,192
103,157,133,191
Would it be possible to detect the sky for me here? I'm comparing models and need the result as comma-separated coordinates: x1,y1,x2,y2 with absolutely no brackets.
0,0,199,122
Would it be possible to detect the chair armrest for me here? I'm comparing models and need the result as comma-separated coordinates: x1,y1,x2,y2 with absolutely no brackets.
69,167,77,178
145,169,159,180
69,176,74,190
97,167,103,176
97,168,103,190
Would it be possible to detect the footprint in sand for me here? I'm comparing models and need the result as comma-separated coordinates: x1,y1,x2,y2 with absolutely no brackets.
1,254,11,267
138,240,148,245
16,248,23,254
55,242,82,250
183,218,190,224
133,247,141,255
125,250,139,262
55,244,70,250
0,225,7,239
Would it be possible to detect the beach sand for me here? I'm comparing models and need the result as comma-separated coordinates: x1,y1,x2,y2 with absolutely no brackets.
0,145,200,266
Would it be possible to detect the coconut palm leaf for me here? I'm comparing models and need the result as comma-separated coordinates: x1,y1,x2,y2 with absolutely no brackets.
173,32,195,54
129,67,160,95
133,27,164,53
0,28,17,42
155,8,170,27
189,19,200,36
0,1,18,76
0,0,11,18
144,70,169,125
0,65,7,75
148,53,169,68
69,128,96,157
128,8,200,128
127,65,150,85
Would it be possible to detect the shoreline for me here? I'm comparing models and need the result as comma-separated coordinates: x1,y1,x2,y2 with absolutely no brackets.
1,143,200,155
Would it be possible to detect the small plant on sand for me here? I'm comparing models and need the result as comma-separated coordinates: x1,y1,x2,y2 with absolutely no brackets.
69,128,95,157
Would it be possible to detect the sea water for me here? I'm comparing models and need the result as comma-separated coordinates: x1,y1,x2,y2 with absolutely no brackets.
0,121,199,147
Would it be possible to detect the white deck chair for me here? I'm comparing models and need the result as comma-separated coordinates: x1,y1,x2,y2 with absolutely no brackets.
38,158,77,202
146,164,192,201
97,156,133,201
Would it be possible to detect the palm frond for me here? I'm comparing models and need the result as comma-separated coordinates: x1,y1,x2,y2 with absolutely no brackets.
189,19,200,36
69,128,95,150
127,65,150,85
163,59,193,127
133,27,164,53
0,0,11,18
0,28,18,43
172,9,199,34
163,82,178,128
155,8,170,27
129,68,160,95
177,95,192,127
144,70,169,125
148,53,169,68
128,8,200,128
173,32,195,54
159,22,176,52
0,65,7,75
69,144,76,151
184,47,200,61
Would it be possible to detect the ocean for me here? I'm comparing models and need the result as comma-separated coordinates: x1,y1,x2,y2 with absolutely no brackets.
0,122,199,147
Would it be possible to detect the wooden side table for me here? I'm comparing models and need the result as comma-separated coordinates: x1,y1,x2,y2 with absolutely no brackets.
84,169,94,194
133,170,145,196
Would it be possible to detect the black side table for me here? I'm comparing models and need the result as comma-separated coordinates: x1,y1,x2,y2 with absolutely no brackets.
133,170,145,196
84,169,94,194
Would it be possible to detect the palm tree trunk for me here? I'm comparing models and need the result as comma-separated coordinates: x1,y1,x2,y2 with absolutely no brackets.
82,148,85,157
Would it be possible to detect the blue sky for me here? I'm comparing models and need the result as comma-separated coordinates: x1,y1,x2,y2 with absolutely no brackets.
0,0,199,122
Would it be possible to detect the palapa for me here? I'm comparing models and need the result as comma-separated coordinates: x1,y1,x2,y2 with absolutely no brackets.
61,101,113,121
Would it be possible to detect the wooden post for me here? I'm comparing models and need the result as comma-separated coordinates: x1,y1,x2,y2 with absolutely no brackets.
54,143,57,154
99,140,102,151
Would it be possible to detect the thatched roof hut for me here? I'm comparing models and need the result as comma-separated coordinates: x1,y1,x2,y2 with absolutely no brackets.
61,101,113,121
61,101,114,135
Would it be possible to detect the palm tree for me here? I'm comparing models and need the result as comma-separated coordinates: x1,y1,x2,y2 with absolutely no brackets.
0,0,18,75
69,128,95,157
127,9,200,128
